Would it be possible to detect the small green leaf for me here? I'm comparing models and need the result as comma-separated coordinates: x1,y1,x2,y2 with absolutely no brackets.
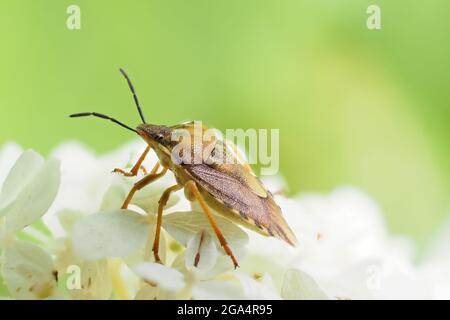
16,230,44,245
31,219,52,238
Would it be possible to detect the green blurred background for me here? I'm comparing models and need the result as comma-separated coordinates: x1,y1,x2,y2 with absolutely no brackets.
0,0,449,250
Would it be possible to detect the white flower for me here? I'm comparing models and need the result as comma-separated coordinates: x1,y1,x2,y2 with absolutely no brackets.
245,186,431,299
1,141,450,300
419,217,450,299
0,149,60,299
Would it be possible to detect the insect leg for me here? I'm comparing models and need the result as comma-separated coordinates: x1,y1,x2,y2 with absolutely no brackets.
121,167,168,209
113,146,151,177
149,162,160,174
149,183,183,262
185,180,239,269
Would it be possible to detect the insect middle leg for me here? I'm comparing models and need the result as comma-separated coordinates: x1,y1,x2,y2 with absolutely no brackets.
113,146,151,177
121,167,168,209
185,180,239,269
149,183,183,262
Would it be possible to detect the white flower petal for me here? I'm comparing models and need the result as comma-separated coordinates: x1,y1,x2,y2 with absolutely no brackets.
192,280,244,300
133,262,185,292
1,240,57,299
4,157,60,233
0,150,44,214
234,272,280,300
72,210,148,260
185,231,218,272
0,143,23,192
281,269,328,300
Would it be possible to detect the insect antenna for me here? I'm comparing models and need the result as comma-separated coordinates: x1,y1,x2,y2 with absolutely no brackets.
69,112,138,133
119,68,146,124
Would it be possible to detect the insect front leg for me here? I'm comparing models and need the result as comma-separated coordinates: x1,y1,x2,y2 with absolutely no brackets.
149,184,183,263
185,180,239,269
113,146,151,177
121,167,168,209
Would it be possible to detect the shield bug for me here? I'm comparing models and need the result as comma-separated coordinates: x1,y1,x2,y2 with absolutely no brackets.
70,69,297,268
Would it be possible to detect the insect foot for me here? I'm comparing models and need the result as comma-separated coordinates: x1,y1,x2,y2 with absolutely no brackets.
223,243,240,269
112,165,147,177
152,251,164,265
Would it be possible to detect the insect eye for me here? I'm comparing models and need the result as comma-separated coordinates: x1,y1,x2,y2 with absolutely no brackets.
155,134,164,141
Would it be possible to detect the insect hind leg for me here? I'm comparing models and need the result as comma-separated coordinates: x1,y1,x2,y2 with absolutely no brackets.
185,180,239,269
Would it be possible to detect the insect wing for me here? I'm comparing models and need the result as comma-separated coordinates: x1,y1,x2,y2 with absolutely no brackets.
183,160,297,246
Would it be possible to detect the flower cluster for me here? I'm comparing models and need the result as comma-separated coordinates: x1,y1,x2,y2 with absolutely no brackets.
0,141,449,300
